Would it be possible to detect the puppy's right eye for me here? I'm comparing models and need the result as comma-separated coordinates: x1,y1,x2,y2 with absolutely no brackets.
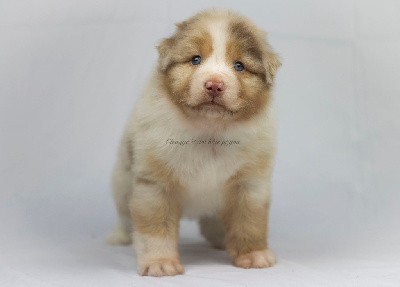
191,55,202,65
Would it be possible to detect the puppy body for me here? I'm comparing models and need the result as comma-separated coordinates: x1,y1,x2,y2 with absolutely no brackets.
108,10,281,276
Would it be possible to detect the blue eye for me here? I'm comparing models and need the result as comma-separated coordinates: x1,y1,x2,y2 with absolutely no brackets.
191,55,202,65
234,61,244,72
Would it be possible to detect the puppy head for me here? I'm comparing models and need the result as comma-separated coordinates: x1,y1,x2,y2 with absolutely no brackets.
157,10,281,124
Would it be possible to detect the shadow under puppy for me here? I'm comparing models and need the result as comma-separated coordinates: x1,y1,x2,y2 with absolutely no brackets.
108,9,281,276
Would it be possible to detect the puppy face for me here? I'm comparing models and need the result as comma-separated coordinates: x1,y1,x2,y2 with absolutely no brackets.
158,10,281,123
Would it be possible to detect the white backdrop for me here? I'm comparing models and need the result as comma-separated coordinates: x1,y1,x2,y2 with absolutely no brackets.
1,1,399,286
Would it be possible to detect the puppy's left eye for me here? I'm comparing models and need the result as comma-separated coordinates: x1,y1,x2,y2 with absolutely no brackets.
234,61,245,72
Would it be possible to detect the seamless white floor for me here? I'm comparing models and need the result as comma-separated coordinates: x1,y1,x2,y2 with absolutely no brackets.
1,1,400,286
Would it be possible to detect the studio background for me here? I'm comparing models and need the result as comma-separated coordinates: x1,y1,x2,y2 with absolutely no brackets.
1,1,399,286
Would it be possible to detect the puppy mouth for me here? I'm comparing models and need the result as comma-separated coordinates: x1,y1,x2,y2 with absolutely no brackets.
187,100,237,115
199,101,226,108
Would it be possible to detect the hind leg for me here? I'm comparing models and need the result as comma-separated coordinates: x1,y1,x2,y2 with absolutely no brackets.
107,165,133,245
199,215,226,249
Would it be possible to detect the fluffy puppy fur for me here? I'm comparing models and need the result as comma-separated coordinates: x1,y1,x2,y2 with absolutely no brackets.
107,9,281,276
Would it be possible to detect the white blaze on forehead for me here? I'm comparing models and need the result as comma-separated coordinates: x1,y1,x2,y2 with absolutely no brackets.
187,16,240,111
207,19,229,71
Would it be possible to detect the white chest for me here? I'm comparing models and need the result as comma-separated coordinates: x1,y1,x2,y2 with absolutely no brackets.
165,143,243,218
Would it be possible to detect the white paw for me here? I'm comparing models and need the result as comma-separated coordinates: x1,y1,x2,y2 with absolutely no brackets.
106,229,132,245
139,258,184,277
234,249,276,269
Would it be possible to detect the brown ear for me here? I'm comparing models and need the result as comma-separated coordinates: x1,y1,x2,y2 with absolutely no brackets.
263,48,281,85
157,18,191,71
157,37,175,72
175,20,189,30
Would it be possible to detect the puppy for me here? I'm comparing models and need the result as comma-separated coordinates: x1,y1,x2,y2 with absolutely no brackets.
107,9,281,276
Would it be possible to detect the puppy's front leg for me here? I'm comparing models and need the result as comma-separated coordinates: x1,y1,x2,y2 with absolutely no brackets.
130,178,184,276
223,181,276,269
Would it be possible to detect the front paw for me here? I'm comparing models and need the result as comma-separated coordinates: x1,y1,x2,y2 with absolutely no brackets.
138,258,185,277
234,249,276,269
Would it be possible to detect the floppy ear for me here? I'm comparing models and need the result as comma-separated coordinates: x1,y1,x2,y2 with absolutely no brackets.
157,19,190,72
157,37,175,72
263,49,281,85
157,19,190,71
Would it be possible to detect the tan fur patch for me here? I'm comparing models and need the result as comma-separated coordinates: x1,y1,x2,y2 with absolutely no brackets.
222,153,273,257
158,29,213,72
227,20,265,75
130,155,183,238
225,19,278,122
145,154,181,186
158,26,213,117
222,188,269,257
227,17,281,85
233,149,274,180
